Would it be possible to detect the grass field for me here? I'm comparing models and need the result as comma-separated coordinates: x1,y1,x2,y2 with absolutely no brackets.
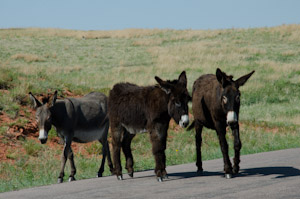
1,25,300,192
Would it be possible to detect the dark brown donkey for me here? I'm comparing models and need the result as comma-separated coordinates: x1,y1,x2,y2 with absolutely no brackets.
189,68,254,178
29,91,113,183
108,71,191,182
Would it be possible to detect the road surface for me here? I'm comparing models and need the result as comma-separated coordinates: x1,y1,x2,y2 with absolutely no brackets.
1,148,300,199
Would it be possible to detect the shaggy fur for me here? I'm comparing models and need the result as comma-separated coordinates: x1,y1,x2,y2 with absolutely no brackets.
108,71,191,181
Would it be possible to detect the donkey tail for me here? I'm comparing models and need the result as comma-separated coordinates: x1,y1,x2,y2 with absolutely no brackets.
187,121,195,131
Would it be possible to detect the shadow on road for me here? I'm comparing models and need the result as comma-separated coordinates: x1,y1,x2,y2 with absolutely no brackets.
239,166,300,179
167,166,300,180
120,166,300,181
167,171,223,180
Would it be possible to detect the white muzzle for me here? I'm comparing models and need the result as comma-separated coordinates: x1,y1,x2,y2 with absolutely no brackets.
227,111,238,124
39,129,48,140
179,114,189,127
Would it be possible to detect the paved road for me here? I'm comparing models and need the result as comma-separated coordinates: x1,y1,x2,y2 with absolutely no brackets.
2,148,300,199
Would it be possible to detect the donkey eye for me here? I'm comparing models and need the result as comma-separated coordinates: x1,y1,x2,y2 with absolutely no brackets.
222,96,228,104
236,95,240,102
175,101,181,107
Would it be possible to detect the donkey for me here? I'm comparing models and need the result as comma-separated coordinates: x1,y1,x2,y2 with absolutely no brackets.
189,68,254,179
29,91,113,183
108,71,191,182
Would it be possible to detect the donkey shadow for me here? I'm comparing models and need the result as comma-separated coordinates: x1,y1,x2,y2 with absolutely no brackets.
167,171,222,180
238,166,300,179
166,166,300,180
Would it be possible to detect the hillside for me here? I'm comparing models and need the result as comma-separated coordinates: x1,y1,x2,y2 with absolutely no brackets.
1,25,300,192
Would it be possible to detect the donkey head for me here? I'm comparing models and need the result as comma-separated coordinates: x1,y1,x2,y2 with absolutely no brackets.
155,71,191,128
216,68,255,126
29,91,57,144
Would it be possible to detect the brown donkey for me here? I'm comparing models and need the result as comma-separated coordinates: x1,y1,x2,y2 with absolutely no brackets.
189,68,254,178
29,91,113,183
108,71,191,182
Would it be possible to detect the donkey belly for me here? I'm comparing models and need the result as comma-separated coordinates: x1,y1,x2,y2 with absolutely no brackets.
73,128,106,143
122,123,147,134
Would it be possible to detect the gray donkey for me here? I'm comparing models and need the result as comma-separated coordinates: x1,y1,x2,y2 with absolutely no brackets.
29,91,113,183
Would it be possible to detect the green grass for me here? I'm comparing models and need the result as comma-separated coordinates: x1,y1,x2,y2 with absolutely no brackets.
1,25,300,192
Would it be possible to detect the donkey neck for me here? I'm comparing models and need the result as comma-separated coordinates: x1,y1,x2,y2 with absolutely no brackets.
50,99,75,129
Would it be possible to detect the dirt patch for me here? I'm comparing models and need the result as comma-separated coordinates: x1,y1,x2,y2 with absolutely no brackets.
0,90,193,163
0,90,93,163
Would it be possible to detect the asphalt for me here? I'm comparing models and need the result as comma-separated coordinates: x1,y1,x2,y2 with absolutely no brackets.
1,148,300,199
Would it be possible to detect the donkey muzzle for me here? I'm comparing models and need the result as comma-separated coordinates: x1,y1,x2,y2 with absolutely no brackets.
40,138,48,144
179,114,189,128
227,111,238,124
39,129,48,144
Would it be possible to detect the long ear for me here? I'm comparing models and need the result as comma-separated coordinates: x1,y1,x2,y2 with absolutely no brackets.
178,71,187,87
155,76,173,94
29,92,42,109
216,68,230,87
47,90,58,107
235,70,255,87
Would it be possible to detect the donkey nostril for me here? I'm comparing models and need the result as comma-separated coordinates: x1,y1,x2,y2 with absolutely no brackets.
183,121,189,127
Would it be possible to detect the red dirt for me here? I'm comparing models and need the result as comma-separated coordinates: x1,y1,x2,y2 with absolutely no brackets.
0,89,192,163
0,90,94,163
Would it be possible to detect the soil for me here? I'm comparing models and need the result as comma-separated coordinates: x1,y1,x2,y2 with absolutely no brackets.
0,89,192,163
0,90,94,163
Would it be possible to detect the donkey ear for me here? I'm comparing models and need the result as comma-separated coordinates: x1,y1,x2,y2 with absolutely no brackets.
178,71,187,87
155,76,173,94
235,70,255,87
29,92,42,109
216,68,227,87
216,68,232,88
47,90,58,107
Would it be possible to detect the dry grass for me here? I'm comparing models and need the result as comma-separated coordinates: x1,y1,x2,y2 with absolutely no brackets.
0,28,170,39
132,38,164,46
10,54,44,63
267,24,300,42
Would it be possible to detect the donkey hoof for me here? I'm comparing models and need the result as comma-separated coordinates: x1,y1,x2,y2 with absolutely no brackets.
57,178,63,184
197,169,203,175
225,174,232,179
117,175,123,180
97,173,103,178
68,177,76,182
157,177,163,182
233,167,239,174
128,172,134,178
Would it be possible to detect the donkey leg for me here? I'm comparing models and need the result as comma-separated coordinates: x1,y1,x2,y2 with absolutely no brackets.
58,138,72,183
111,126,123,180
216,125,233,179
150,130,167,182
97,139,107,177
98,123,113,177
105,141,114,174
195,123,204,174
122,132,135,178
231,123,241,174
68,147,76,182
